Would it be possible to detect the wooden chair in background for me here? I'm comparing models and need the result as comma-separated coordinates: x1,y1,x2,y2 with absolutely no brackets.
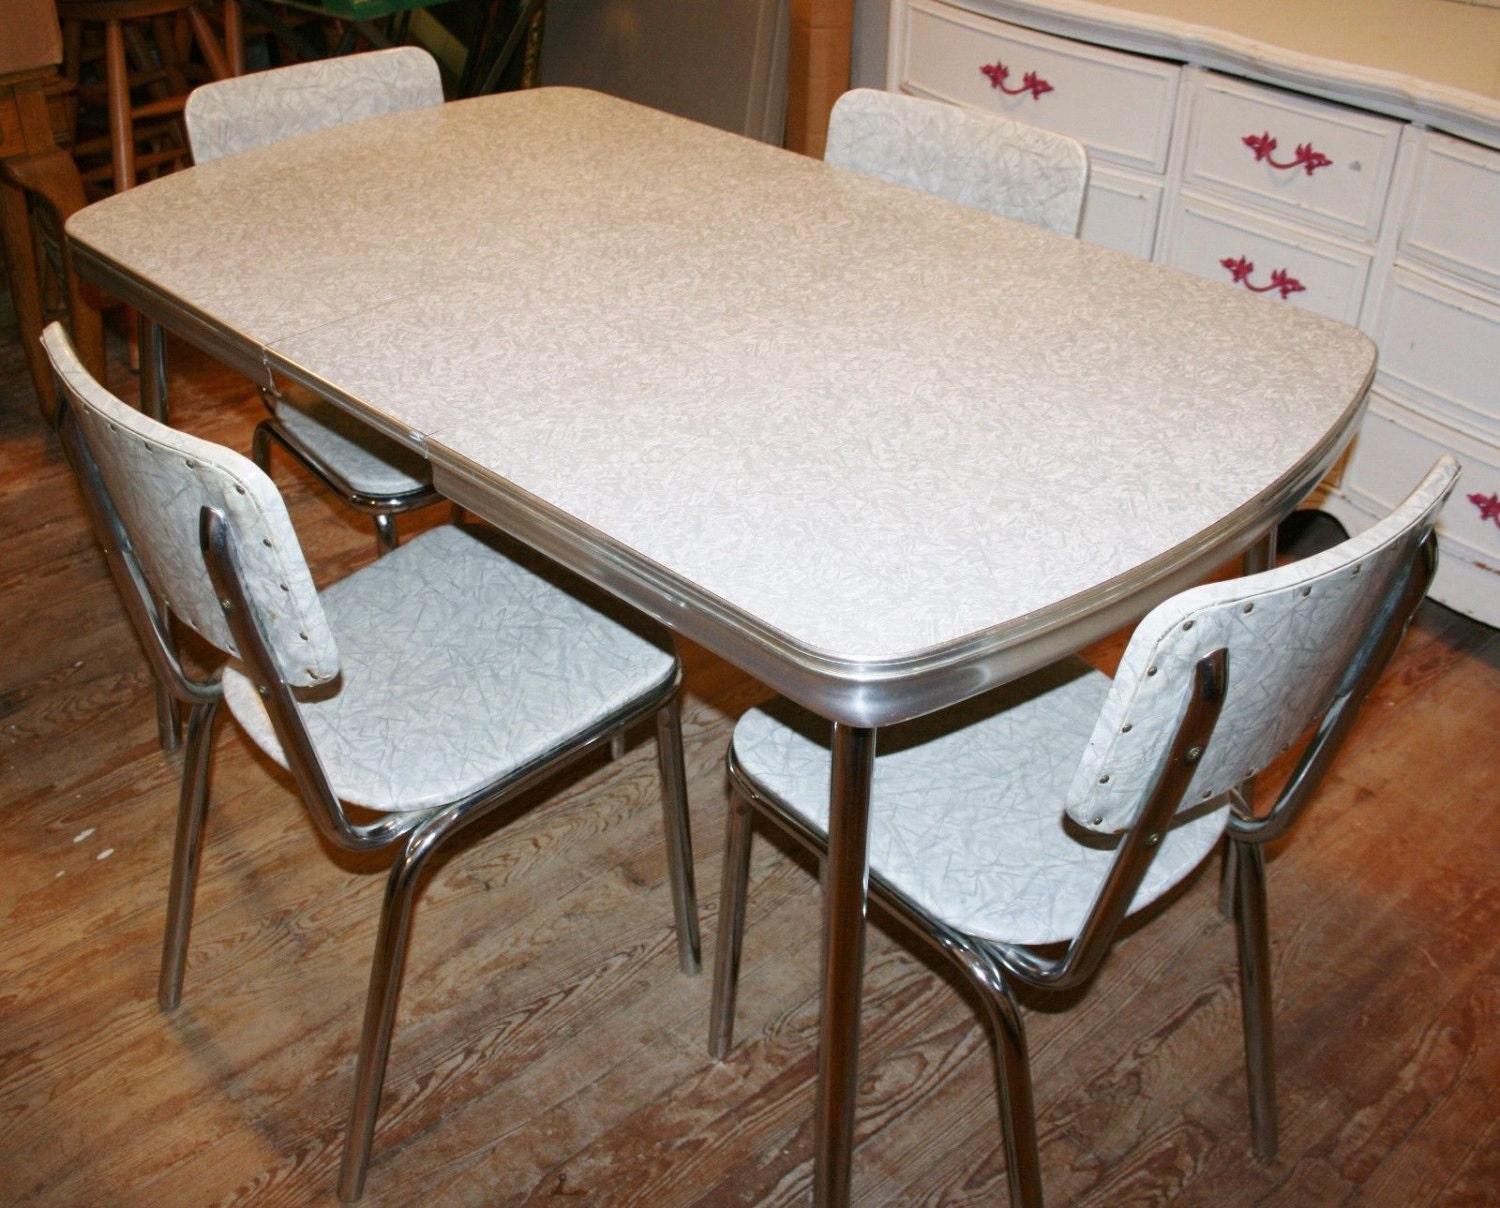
58,0,241,197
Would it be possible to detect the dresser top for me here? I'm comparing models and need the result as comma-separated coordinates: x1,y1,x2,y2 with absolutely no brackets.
970,0,1500,145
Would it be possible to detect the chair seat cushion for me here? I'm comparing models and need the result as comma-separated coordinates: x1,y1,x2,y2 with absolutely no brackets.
731,659,1227,947
223,525,677,812
275,397,431,497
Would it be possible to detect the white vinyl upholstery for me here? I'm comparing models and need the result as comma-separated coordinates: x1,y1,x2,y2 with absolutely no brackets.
824,88,1089,236
46,325,340,687
731,457,1459,947
1067,459,1456,835
222,524,677,812
184,46,443,164
46,326,677,813
733,660,1225,946
274,396,429,496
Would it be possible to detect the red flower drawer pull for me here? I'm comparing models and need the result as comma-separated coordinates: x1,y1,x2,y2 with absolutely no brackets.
1220,256,1306,300
980,62,1053,100
1242,132,1333,176
1470,491,1500,529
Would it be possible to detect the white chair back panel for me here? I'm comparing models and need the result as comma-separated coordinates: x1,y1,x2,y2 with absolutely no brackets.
1068,457,1458,833
43,326,340,686
824,88,1089,236
185,46,443,164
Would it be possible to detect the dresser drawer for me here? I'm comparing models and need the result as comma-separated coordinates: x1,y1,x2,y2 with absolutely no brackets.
1371,267,1500,443
1078,164,1163,259
1399,130,1500,292
1338,393,1500,626
1159,195,1372,324
1179,72,1401,243
898,0,1180,173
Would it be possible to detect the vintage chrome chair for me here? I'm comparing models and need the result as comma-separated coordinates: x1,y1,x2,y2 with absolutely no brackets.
44,322,700,1202
824,88,1089,236
709,455,1457,1206
183,47,447,555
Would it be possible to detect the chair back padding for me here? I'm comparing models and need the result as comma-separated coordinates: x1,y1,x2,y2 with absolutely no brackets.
43,324,339,687
185,46,443,164
824,88,1089,235
1067,456,1458,834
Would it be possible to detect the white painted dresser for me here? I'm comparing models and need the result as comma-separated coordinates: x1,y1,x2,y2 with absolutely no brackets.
885,0,1500,626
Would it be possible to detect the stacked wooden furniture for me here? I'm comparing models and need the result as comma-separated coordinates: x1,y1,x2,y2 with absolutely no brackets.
885,0,1500,628
1,0,106,417
58,0,241,197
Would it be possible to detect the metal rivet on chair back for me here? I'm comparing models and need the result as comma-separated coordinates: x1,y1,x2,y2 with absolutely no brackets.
1067,456,1458,835
43,324,339,686
824,88,1089,236
184,46,444,164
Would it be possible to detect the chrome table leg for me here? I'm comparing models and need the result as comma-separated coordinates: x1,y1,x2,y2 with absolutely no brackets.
813,723,876,1207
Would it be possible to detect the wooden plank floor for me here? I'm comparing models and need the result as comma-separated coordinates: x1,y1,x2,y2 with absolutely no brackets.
2,307,1497,1206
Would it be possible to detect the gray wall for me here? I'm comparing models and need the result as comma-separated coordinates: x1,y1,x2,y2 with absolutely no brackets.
540,0,790,142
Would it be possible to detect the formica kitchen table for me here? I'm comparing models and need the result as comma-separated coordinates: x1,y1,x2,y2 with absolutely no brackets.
67,86,1375,1204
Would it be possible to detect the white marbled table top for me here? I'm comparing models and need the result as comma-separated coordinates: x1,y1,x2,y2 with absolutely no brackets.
68,87,1375,723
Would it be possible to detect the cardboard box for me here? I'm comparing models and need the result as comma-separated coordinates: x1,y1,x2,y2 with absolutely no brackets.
1,0,63,77
785,0,852,157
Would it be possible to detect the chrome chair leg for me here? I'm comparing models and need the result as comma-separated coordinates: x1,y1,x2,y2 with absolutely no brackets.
655,697,701,974
1232,838,1278,1159
949,937,1044,1208
250,419,273,471
158,699,220,1010
153,675,182,753
1218,836,1239,921
339,813,450,1203
610,732,628,761
255,418,405,558
709,792,755,1060
372,512,399,557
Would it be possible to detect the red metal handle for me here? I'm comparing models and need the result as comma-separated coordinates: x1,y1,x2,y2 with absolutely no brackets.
1469,491,1500,529
1242,132,1332,176
980,62,1053,100
1220,255,1306,300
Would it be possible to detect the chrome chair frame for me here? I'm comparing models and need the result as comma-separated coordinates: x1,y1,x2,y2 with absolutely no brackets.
50,324,700,1202
710,469,1447,1207
250,387,443,555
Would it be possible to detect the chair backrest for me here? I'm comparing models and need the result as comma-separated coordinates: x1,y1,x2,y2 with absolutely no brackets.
1066,456,1459,836
43,323,339,689
184,46,443,164
824,88,1088,235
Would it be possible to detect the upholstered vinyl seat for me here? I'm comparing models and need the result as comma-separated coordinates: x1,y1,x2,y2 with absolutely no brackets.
824,87,1089,235
731,659,1226,947
220,522,680,812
